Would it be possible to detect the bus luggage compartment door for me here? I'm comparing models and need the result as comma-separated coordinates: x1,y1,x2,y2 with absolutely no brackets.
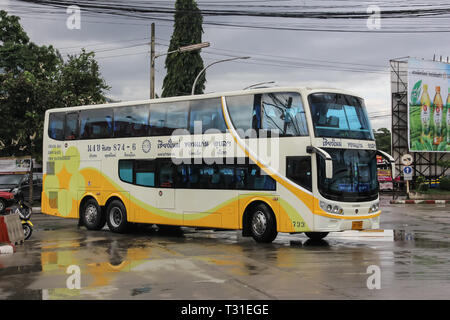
157,188,174,209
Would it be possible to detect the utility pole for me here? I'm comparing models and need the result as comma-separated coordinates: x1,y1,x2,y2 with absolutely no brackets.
150,23,155,99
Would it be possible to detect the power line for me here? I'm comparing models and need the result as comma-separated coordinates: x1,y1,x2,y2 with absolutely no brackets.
12,0,450,33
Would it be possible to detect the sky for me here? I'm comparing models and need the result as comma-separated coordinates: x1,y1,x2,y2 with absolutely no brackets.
2,0,450,130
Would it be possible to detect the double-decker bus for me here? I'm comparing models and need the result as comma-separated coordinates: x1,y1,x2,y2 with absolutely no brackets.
42,87,394,243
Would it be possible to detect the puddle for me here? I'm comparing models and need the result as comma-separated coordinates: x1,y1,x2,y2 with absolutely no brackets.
131,285,151,296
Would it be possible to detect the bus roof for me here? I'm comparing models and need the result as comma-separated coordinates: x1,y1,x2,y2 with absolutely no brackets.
45,86,364,114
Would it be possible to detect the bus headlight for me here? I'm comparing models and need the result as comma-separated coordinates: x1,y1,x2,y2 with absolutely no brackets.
369,202,379,213
320,201,343,215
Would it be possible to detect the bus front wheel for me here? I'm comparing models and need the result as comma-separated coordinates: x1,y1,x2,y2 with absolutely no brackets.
250,204,278,243
305,232,329,241
81,198,106,230
106,200,129,233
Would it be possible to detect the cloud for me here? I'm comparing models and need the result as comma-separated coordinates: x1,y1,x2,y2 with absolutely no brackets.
4,1,450,132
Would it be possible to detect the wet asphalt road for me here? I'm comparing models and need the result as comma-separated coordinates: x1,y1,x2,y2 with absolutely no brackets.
0,195,449,300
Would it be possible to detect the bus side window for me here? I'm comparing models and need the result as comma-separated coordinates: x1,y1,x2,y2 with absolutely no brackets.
261,92,308,137
158,160,174,188
226,95,258,138
150,101,189,136
248,165,276,191
48,112,65,141
189,98,227,134
286,156,312,191
80,108,113,139
119,160,133,183
114,105,150,137
65,112,79,140
135,160,155,187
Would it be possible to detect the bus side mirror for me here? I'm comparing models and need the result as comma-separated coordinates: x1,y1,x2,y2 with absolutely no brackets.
376,150,395,179
307,146,333,179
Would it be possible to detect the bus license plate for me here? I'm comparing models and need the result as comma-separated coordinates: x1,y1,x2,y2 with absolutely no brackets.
352,221,363,230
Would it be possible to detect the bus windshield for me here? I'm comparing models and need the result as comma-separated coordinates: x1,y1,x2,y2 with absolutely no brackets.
309,92,374,140
317,148,378,202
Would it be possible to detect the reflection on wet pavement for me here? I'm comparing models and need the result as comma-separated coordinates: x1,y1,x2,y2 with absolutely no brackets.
1,196,449,299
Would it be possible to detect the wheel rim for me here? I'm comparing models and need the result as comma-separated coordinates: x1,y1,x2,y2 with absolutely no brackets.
110,207,123,228
0,202,4,212
251,210,267,236
85,204,98,224
23,225,30,238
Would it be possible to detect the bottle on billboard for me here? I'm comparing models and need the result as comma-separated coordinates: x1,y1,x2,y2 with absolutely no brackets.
447,87,450,144
433,86,444,145
420,84,432,144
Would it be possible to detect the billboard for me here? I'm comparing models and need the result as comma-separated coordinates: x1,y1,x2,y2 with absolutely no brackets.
0,157,41,173
408,58,450,152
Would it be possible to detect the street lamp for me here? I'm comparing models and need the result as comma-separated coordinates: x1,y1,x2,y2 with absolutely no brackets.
191,56,251,95
150,41,210,99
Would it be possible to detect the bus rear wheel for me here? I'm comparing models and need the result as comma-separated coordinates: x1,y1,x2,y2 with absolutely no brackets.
106,200,129,233
81,198,106,230
250,204,278,243
305,232,329,241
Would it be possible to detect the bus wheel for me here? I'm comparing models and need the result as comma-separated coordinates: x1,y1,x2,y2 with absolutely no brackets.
250,204,278,243
305,232,329,241
81,199,106,230
106,200,128,233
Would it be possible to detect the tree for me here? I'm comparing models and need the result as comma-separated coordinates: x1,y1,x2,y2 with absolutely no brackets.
0,10,109,161
373,128,391,154
161,0,205,97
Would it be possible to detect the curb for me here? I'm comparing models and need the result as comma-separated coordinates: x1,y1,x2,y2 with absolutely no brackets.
0,243,16,254
390,200,450,204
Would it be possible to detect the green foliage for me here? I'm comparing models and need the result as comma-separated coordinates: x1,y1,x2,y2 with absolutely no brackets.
440,177,450,191
58,49,110,107
416,175,429,192
161,0,205,97
0,10,109,161
373,127,391,154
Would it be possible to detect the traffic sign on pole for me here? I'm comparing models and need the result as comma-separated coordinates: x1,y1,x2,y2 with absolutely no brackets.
403,165,413,181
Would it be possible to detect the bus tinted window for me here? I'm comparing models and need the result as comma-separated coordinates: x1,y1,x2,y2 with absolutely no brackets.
121,158,276,191
248,165,276,190
48,112,65,141
226,95,255,137
150,101,189,136
286,156,312,191
309,93,373,140
65,112,78,140
158,160,174,188
135,160,155,187
114,105,150,137
80,108,113,139
261,92,308,136
227,92,308,137
189,98,227,133
119,160,133,183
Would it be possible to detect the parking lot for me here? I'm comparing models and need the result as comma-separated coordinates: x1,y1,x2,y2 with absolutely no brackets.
1,195,449,300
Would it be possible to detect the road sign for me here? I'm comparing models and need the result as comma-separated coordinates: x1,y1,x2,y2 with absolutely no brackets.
401,154,413,166
403,165,413,180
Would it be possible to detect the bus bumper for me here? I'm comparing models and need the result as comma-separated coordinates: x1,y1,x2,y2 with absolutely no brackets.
312,211,381,232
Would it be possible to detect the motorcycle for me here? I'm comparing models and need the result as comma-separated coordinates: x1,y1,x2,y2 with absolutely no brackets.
11,199,33,240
